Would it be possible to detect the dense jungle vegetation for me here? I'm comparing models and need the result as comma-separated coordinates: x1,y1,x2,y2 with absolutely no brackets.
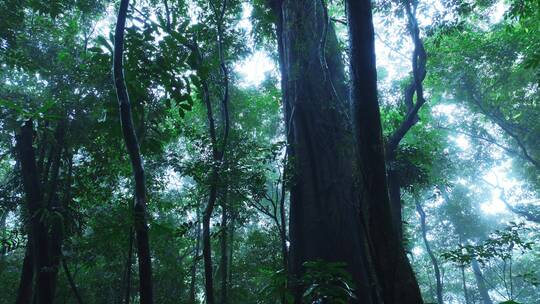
1,0,539,303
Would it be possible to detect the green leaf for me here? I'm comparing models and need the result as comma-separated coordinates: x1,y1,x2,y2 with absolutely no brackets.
0,98,24,114
95,35,113,54
179,103,192,111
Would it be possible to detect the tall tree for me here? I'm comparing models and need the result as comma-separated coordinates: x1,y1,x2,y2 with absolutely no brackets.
113,0,154,303
16,121,54,304
198,1,232,302
346,0,424,303
268,0,374,302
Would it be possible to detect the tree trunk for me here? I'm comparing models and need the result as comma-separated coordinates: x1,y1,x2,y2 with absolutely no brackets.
387,166,403,241
219,196,229,304
15,243,34,304
202,181,217,304
346,1,424,303
189,217,202,304
124,229,134,304
113,1,154,303
415,200,443,304
461,265,470,304
275,1,374,302
16,120,54,304
62,258,84,304
279,187,288,275
227,216,234,299
471,259,493,304
47,121,67,298
384,0,428,248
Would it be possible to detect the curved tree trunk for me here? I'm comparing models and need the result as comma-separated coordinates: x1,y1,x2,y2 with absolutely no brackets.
113,1,154,303
346,1,424,303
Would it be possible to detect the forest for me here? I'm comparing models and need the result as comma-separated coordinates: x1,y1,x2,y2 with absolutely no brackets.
0,0,539,303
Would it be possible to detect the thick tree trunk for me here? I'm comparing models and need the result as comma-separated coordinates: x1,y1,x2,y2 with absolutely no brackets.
415,201,443,304
275,1,374,302
16,120,54,304
113,1,154,303
346,1,423,303
471,259,493,304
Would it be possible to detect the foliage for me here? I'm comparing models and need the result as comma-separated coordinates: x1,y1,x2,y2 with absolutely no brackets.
441,222,533,265
0,0,539,303
300,260,357,304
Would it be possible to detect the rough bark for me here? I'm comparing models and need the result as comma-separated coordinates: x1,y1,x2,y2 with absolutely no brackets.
113,0,154,302
16,120,54,304
415,200,443,304
471,259,494,304
346,1,424,303
275,1,374,302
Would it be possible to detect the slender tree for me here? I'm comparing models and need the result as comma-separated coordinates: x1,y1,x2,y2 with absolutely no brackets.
200,1,231,302
113,0,154,302
415,199,443,304
385,0,428,241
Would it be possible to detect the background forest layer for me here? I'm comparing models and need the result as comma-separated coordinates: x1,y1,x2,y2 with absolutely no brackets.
0,0,539,303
